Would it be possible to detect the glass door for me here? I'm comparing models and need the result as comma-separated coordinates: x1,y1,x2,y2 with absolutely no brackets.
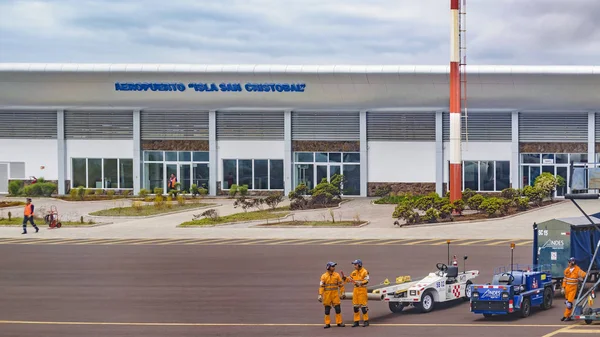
193,163,209,189
556,166,568,197
179,164,191,193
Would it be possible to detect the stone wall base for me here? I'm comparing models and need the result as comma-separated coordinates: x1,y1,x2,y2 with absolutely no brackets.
368,182,436,196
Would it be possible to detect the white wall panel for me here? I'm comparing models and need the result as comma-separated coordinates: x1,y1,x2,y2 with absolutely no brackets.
0,139,58,179
368,142,436,182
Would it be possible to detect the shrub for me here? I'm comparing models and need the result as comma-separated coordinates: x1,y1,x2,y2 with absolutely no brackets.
392,200,420,225
516,197,530,211
107,190,115,198
238,184,249,196
265,192,284,209
122,190,131,198
501,188,520,200
198,209,219,221
166,196,173,209
522,185,544,206
451,199,465,215
440,204,454,219
229,184,239,197
138,189,150,198
422,207,441,223
190,184,199,197
479,197,502,217
466,194,485,211
288,184,310,210
70,188,78,200
374,185,392,197
233,197,256,212
154,195,164,209
176,195,185,206
94,189,103,195
153,188,164,196
462,188,477,201
132,201,143,212
414,192,442,211
198,188,208,197
77,186,86,200
534,172,558,199
8,180,23,196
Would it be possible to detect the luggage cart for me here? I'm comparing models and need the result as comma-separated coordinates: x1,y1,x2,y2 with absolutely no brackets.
44,205,62,229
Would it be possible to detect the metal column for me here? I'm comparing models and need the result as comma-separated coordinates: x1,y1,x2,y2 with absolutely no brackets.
57,109,66,195
436,111,444,196
511,111,520,189
284,110,292,195
589,111,595,166
359,110,367,197
209,110,217,196
133,110,141,195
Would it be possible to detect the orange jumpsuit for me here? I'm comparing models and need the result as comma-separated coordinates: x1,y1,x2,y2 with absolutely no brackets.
319,271,345,325
346,267,370,322
563,265,587,318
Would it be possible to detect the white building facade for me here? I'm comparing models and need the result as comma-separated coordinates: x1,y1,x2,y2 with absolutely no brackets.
1,64,599,197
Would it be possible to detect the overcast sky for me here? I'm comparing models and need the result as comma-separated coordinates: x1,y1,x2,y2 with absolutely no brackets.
0,0,598,65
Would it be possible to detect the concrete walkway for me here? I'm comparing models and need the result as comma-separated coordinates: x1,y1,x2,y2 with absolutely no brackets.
1,195,599,240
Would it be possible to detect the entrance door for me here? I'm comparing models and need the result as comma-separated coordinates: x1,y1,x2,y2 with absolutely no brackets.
556,166,568,197
180,164,191,193
0,164,8,193
193,163,209,189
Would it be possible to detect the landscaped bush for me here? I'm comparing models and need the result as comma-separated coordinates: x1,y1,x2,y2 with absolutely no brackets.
522,185,544,206
534,172,558,200
466,194,485,211
265,192,284,209
501,187,520,200
8,181,22,196
479,197,510,217
238,185,249,196
422,207,441,223
451,199,465,215
392,200,420,224
288,176,344,210
516,197,530,211
461,188,477,201
229,184,238,197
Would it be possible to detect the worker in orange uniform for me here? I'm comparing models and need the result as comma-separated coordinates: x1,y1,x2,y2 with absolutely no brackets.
343,259,370,327
561,257,587,321
168,173,177,191
318,261,346,328
22,198,39,234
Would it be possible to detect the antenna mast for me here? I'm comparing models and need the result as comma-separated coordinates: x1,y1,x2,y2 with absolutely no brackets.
459,0,468,147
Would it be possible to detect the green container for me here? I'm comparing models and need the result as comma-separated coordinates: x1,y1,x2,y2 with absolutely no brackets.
536,219,572,277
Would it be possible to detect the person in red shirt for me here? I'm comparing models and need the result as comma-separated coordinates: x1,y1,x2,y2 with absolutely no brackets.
22,198,39,234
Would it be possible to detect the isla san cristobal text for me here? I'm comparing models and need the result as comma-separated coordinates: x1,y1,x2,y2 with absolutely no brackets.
114,82,306,93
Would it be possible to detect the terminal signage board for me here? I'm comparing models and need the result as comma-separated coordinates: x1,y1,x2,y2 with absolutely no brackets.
114,82,306,93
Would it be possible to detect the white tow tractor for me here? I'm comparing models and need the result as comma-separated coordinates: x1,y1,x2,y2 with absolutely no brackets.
346,253,480,314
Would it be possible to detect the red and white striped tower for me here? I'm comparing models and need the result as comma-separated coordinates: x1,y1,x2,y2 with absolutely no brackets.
449,0,462,202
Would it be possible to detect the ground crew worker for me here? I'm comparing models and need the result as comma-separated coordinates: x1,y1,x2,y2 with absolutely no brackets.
168,173,177,191
343,259,370,327
318,261,346,328
561,257,587,321
22,198,39,234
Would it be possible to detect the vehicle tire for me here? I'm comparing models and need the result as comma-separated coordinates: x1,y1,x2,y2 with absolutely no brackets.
541,287,553,310
389,302,406,313
520,297,531,318
483,313,493,318
56,222,62,228
417,290,435,313
464,280,473,301
584,308,593,325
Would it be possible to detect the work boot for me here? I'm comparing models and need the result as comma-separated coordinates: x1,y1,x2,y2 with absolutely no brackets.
337,323,345,327
352,321,359,327
21,231,26,234
363,321,369,327
35,226,39,233
565,317,573,322
323,324,330,329
561,317,566,321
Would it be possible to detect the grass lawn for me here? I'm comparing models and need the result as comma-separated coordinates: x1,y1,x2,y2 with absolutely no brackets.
0,201,26,208
0,217,95,226
255,220,365,227
179,207,290,227
89,202,213,217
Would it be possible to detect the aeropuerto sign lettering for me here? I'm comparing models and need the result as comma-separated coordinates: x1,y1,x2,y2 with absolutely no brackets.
114,82,306,93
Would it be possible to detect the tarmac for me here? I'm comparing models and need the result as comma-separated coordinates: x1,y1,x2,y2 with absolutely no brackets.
1,195,599,240
1,243,595,337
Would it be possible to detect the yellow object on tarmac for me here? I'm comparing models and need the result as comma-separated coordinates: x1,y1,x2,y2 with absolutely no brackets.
319,269,345,326
346,267,370,323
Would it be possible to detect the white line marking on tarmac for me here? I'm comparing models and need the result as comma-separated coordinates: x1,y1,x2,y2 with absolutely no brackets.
0,320,569,328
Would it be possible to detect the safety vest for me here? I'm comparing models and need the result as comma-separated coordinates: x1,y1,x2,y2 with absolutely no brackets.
563,266,586,286
24,204,33,216
169,177,176,188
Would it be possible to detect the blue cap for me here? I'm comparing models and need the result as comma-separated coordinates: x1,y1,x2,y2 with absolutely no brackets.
352,259,362,267
326,261,337,269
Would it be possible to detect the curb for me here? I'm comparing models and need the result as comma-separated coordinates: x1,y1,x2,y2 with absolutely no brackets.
0,221,113,228
177,212,294,228
392,200,568,229
253,220,370,228
288,199,348,213
87,203,221,219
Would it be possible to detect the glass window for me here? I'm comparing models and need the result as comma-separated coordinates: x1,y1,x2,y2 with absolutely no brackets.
463,161,478,190
295,163,314,190
343,165,360,196
103,159,118,189
178,151,191,161
72,158,86,188
144,163,163,191
315,152,328,162
87,159,102,189
330,165,341,179
495,161,510,191
295,152,313,162
193,152,209,162
270,160,284,189
556,154,568,164
165,151,177,161
329,153,341,163
254,160,269,189
144,151,163,162
521,154,540,164
239,160,253,189
223,160,237,189
316,165,328,185
119,159,133,189
480,161,495,191
193,163,209,189
530,166,541,186
542,154,555,164
521,166,529,187
343,153,360,163
570,154,588,163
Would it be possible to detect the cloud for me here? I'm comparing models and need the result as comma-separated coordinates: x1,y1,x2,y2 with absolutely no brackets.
0,0,599,64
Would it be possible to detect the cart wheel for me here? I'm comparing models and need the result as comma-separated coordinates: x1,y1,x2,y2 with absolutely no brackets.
56,222,62,228
584,308,593,325
520,297,531,318
388,302,406,313
416,290,435,313
464,280,473,301
483,313,493,318
541,286,553,310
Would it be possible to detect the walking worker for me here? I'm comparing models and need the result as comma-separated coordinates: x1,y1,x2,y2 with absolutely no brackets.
22,198,39,234
168,173,177,191
561,257,587,321
318,261,346,328
343,259,370,327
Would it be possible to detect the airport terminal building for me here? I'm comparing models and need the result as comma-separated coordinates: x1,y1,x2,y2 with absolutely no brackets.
0,64,599,197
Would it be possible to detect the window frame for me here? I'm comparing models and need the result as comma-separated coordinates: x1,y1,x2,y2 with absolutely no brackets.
462,160,511,192
221,159,284,191
70,157,134,189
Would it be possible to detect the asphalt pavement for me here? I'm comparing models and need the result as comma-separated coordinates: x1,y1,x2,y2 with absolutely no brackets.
0,243,596,337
